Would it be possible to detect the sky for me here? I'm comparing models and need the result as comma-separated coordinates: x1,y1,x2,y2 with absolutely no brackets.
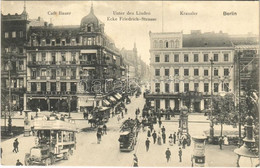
1,1,259,64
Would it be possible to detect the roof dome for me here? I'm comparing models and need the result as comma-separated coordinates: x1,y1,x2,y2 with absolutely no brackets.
80,4,101,28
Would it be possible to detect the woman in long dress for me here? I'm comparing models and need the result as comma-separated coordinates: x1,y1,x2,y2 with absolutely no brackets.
169,134,173,146
157,131,162,145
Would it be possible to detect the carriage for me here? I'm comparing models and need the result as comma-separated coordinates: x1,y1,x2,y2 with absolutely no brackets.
88,107,111,127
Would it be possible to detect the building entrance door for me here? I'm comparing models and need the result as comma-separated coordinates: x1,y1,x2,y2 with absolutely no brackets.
175,99,180,110
194,102,201,112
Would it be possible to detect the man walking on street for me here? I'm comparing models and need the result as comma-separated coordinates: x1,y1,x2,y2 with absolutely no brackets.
103,124,107,135
173,132,176,144
121,111,124,119
158,120,162,128
162,132,166,144
165,148,171,163
152,131,157,144
219,136,223,150
13,139,19,153
125,108,128,114
178,147,182,162
97,126,103,144
145,138,150,152
161,126,166,133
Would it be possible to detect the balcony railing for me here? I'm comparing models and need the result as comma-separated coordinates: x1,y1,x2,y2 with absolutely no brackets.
80,61,97,65
40,76,47,80
51,76,56,79
27,91,78,95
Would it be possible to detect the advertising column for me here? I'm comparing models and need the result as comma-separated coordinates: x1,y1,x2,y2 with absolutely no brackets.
192,135,207,167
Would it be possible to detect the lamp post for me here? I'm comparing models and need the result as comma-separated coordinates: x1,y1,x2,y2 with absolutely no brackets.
68,96,71,118
7,60,13,135
238,51,242,144
209,58,214,139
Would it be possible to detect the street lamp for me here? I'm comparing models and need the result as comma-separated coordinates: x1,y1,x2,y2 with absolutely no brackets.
7,60,13,135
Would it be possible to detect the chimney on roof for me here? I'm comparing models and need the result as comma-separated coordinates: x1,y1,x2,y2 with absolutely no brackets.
191,30,201,34
38,17,41,21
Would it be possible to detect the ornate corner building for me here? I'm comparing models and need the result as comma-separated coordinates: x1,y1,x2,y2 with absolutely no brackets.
2,5,127,113
25,5,126,112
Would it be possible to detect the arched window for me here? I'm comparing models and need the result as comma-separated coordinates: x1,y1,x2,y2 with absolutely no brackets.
175,39,180,48
159,40,163,48
170,40,174,48
165,41,168,48
153,40,158,48
87,25,92,32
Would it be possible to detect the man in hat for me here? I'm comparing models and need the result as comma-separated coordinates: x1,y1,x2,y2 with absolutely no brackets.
145,138,150,152
178,147,182,162
165,148,171,162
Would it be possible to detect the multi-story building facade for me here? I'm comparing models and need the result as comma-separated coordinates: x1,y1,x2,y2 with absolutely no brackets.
146,30,235,112
25,5,125,112
121,43,150,84
1,8,29,111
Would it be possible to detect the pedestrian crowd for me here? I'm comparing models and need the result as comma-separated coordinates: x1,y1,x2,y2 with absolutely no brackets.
143,121,189,164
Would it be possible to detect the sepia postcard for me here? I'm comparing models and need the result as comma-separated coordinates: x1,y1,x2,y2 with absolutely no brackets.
1,0,259,167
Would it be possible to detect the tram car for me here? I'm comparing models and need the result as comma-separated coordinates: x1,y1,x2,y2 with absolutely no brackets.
118,118,140,152
24,116,77,166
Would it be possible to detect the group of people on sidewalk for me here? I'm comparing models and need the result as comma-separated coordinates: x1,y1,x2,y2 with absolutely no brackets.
143,123,186,164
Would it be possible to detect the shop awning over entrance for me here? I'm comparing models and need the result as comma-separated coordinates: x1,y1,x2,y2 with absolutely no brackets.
108,96,117,102
116,93,122,99
113,94,121,100
103,99,110,106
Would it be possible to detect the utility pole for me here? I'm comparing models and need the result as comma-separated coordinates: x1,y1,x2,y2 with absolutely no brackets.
210,59,214,139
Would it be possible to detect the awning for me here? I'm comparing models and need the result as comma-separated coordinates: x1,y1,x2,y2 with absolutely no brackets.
116,93,122,99
80,49,97,54
113,94,121,100
83,67,95,70
108,96,117,102
103,99,110,106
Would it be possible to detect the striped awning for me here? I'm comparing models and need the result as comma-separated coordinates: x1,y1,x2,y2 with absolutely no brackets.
103,99,110,106
116,93,122,99
108,96,117,102
113,94,121,100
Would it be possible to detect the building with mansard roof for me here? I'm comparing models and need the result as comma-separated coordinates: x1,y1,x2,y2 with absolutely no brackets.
25,5,126,112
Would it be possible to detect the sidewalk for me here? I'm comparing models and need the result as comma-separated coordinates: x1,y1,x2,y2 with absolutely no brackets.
6,111,209,123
